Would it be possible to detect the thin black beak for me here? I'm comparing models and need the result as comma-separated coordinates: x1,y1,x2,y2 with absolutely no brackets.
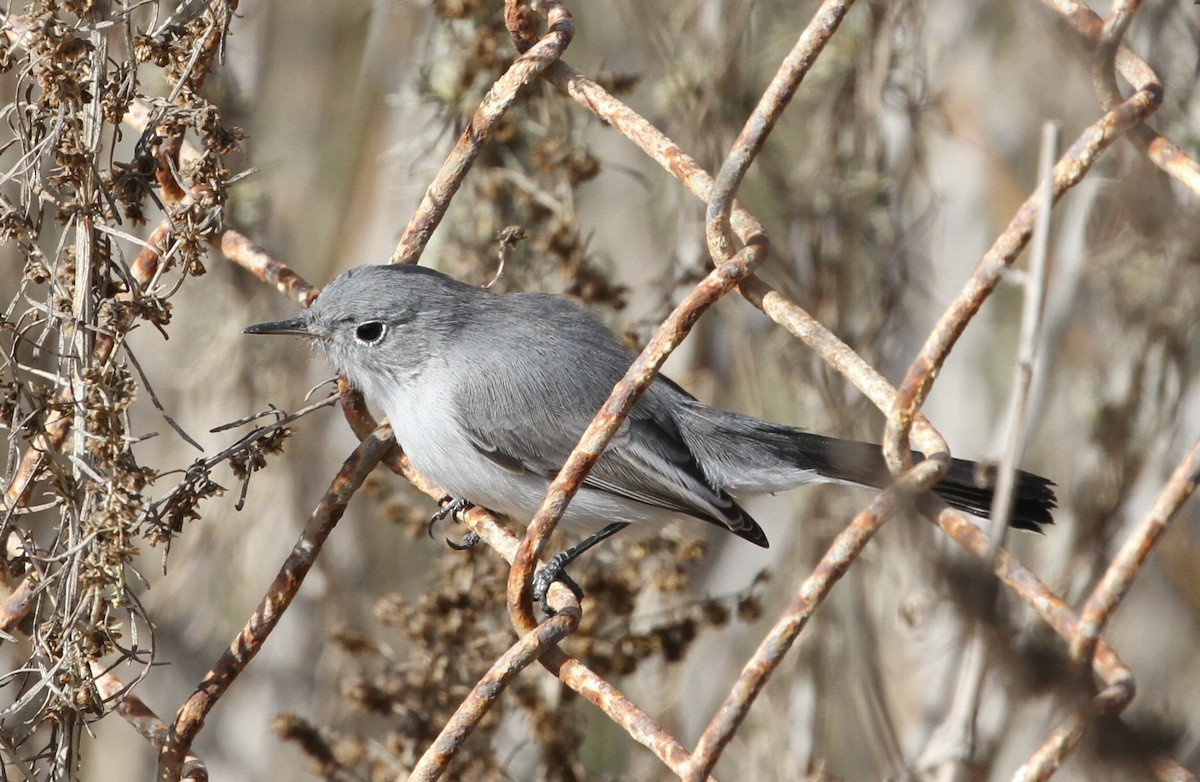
243,318,311,336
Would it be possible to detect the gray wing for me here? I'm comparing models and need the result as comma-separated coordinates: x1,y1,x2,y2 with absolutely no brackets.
450,310,767,545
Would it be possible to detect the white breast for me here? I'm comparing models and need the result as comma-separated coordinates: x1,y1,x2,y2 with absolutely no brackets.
376,370,674,537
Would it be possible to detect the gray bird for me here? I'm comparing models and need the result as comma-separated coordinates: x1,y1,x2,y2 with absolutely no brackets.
246,264,1055,604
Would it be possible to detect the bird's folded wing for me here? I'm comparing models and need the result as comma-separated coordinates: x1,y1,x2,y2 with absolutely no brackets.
453,389,743,530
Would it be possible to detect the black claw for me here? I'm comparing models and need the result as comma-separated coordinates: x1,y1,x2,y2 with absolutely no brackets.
533,552,585,615
427,497,474,540
447,531,480,551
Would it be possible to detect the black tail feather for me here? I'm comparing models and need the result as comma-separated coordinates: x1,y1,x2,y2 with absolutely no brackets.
787,433,1057,532
933,458,1056,531
670,402,1057,533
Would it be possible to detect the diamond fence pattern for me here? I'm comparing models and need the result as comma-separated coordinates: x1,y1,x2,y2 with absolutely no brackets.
1,1,1198,780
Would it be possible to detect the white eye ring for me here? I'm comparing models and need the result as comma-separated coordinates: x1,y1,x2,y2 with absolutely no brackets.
355,321,387,344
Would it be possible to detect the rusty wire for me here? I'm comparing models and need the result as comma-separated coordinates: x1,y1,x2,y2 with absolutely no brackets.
334,382,699,776
220,230,319,307
513,1,1195,779
156,426,394,780
1071,438,1200,666
409,606,582,782
3,0,1198,779
373,0,1198,776
703,0,852,266
537,52,951,462
459,502,703,776
110,1,1200,778
881,85,1162,477
90,663,208,781
1015,438,1200,781
1047,0,1200,196
683,458,942,781
389,0,575,266
504,0,854,637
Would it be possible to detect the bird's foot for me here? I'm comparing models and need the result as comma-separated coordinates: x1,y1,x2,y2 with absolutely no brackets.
427,497,478,549
532,551,585,615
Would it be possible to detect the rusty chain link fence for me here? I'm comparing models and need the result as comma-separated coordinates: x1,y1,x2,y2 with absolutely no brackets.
1,0,1199,780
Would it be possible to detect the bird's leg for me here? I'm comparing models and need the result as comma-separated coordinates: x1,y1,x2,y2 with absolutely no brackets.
428,496,479,549
533,522,630,614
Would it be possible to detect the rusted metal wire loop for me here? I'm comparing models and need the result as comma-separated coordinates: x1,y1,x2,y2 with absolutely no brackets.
704,0,852,266
389,0,574,266
1046,0,1200,196
505,0,542,53
157,427,394,781
449,498,703,776
1089,0,1139,114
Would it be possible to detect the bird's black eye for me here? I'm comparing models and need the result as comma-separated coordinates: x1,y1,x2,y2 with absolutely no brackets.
355,321,386,343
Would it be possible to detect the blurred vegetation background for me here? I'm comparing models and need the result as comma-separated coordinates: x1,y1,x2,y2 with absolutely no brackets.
1,1,1199,780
